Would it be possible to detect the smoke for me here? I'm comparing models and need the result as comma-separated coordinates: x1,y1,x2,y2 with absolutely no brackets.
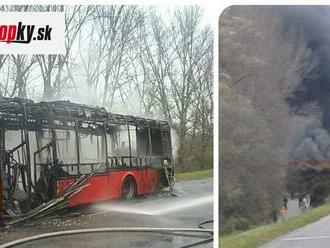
287,115,330,160
61,79,101,107
274,7,330,129
170,128,179,160
262,6,330,161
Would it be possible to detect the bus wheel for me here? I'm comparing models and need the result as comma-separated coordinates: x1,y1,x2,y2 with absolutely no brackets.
122,176,137,200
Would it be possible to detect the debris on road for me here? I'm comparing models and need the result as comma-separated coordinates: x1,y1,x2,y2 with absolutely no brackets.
6,164,102,227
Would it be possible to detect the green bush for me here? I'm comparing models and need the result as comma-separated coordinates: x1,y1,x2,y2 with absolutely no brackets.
220,83,284,234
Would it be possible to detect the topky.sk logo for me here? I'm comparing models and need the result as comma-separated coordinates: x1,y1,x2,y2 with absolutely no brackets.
0,12,65,54
0,22,52,44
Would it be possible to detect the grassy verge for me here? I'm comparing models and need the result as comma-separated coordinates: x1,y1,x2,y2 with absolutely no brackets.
221,201,330,248
175,169,213,181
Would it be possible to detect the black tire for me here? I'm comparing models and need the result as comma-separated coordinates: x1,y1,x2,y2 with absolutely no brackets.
122,177,137,200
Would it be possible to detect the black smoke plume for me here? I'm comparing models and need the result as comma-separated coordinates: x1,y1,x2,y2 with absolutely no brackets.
269,6,330,160
277,7,330,127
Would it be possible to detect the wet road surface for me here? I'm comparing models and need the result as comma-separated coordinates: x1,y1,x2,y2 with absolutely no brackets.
0,178,213,247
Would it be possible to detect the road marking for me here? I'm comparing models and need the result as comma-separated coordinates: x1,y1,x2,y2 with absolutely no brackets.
282,236,330,241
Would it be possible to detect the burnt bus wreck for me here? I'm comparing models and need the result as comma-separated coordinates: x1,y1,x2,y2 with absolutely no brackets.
0,98,174,216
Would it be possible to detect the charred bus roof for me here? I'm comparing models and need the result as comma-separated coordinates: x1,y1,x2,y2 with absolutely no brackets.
0,97,170,130
0,98,174,216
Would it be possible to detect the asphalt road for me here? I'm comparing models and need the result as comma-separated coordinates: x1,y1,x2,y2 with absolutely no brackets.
286,198,303,218
0,178,213,247
261,213,330,248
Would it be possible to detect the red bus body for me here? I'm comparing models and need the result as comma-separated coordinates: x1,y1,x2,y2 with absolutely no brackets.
56,168,158,207
0,98,174,215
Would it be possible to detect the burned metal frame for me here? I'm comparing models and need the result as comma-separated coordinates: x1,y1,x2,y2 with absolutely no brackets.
0,97,173,214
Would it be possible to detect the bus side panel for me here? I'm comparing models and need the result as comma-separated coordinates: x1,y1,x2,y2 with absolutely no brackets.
56,168,158,207
57,175,111,207
136,168,158,194
108,168,158,197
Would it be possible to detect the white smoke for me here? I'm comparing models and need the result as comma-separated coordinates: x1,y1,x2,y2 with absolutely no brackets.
61,80,101,107
170,128,179,160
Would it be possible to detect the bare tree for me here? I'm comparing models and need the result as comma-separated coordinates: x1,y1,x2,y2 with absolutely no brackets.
36,5,92,100
11,55,36,98
133,6,213,169
89,6,145,109
135,9,175,120
0,5,36,98
0,5,213,172
168,7,213,167
78,24,104,93
0,55,9,98
189,41,213,169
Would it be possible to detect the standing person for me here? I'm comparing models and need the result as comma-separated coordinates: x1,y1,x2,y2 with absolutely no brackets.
298,195,303,208
302,197,308,210
271,208,278,223
278,206,288,221
283,196,288,210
